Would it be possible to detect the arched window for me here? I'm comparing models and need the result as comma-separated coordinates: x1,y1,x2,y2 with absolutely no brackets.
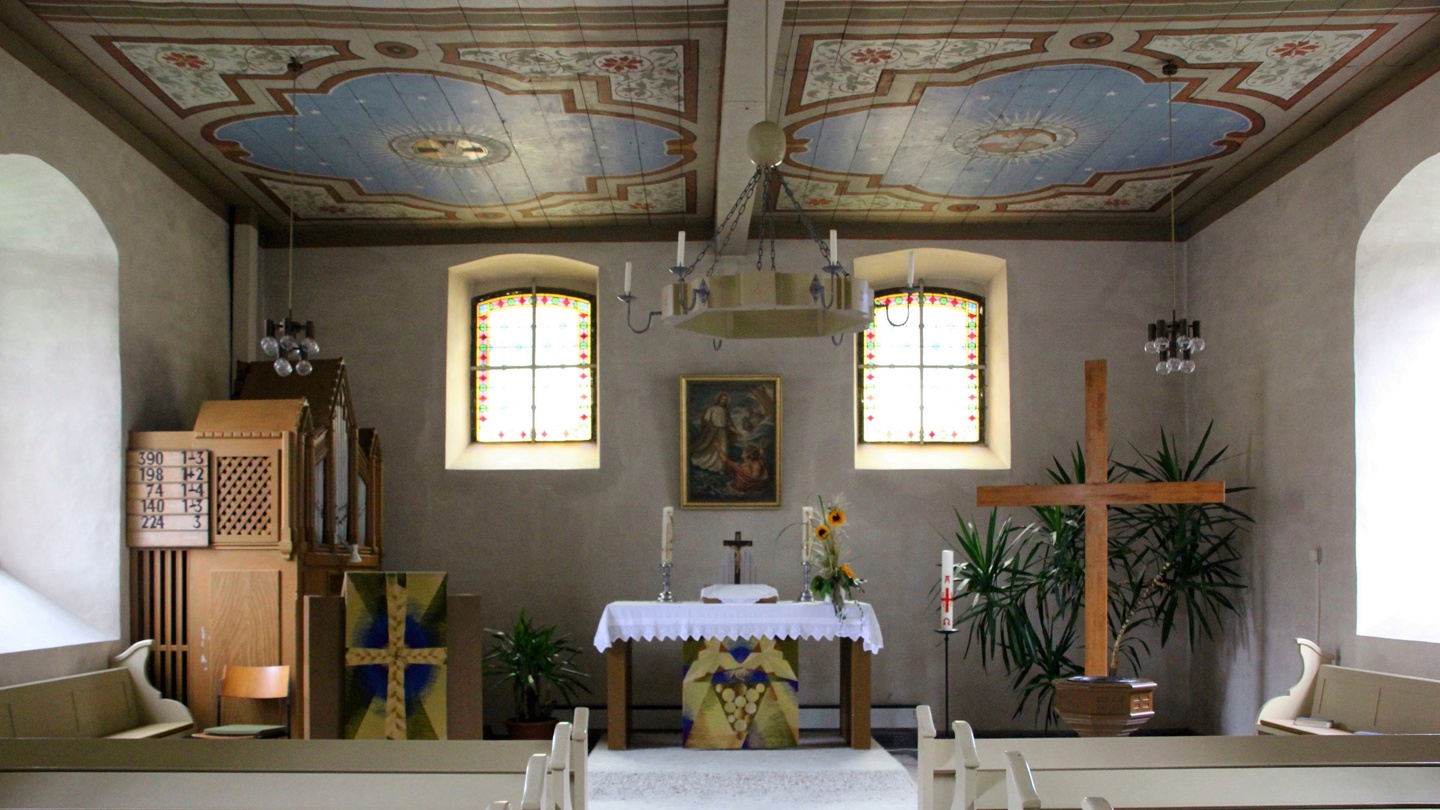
0,154,120,651
445,254,599,470
858,287,984,444
473,288,595,443
1355,152,1440,644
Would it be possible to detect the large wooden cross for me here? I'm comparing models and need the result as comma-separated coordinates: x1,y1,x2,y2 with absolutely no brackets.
976,360,1225,677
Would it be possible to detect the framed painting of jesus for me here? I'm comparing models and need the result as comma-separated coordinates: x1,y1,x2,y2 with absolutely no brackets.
681,375,781,508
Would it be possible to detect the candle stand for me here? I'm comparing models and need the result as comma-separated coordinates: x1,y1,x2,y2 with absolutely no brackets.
935,627,958,737
657,563,675,602
797,560,814,602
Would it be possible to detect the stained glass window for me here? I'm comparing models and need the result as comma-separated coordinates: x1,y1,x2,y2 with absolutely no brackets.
474,289,595,443
858,288,983,444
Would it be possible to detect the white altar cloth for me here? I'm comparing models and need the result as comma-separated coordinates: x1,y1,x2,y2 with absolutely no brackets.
593,601,884,654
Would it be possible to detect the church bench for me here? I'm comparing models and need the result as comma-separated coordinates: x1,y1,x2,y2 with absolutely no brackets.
0,640,193,739
915,705,1440,810
0,738,552,809
0,710,586,810
1000,746,1440,810
1256,637,1440,735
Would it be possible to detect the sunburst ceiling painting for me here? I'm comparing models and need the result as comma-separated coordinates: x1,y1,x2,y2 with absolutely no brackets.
9,0,1440,244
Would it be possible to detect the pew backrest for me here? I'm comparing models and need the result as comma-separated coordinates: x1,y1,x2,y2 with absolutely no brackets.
915,704,1440,810
522,753,548,810
570,706,589,810
0,641,192,739
543,721,573,810
0,739,551,809
997,748,1440,810
1257,638,1440,735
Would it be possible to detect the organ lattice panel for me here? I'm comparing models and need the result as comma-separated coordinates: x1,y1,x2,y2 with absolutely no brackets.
211,447,283,546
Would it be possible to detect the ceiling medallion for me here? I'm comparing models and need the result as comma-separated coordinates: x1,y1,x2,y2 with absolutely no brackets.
953,121,1078,158
375,41,419,59
390,132,509,166
1071,32,1115,49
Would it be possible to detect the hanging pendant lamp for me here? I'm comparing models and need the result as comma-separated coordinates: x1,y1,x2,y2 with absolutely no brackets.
259,57,320,377
1143,61,1205,375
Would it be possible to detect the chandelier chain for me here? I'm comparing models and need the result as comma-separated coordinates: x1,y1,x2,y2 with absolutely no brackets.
692,168,764,275
776,171,838,268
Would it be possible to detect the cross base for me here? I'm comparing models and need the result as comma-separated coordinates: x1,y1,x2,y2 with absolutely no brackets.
1052,676,1157,737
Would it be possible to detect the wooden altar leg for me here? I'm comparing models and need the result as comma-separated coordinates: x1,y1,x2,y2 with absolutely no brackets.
606,641,632,751
839,638,871,749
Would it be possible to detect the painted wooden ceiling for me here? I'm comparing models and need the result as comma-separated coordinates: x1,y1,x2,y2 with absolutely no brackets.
13,0,1440,243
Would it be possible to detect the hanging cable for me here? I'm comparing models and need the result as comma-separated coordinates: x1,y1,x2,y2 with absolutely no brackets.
259,56,320,377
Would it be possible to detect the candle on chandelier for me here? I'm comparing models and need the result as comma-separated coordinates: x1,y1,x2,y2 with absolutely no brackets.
907,251,917,288
623,261,632,295
802,506,815,562
941,548,954,630
677,231,686,267
829,230,838,265
661,506,675,566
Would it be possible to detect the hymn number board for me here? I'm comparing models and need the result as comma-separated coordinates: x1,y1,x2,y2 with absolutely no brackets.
126,449,211,548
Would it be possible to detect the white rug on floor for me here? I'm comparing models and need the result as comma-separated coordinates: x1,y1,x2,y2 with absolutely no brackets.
588,735,918,810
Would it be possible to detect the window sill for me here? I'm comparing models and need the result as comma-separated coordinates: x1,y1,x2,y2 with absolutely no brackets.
446,441,599,471
854,441,1009,471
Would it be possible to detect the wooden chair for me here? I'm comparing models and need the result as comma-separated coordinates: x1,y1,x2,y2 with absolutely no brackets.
193,665,290,739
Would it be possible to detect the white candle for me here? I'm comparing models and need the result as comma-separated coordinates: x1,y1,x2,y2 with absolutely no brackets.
941,549,954,630
829,230,838,264
802,506,815,562
907,251,917,288
623,261,632,294
661,506,674,566
676,231,686,266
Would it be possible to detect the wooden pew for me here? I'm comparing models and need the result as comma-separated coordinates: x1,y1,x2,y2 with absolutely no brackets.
1257,638,1440,735
0,712,592,810
916,705,1440,810
1000,745,1440,810
0,640,193,739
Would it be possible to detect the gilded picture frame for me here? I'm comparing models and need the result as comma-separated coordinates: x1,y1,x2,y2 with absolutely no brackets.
681,375,781,508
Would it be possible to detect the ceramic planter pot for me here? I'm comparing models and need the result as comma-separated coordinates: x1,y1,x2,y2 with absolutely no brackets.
506,717,560,740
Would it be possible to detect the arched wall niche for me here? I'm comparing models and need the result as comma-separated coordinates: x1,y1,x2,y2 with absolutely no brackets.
851,247,1011,470
0,154,122,653
1354,151,1440,645
444,253,600,471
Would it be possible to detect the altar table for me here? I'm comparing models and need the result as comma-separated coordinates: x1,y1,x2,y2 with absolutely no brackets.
593,601,884,750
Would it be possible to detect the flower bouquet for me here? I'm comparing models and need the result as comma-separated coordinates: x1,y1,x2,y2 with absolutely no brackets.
806,496,866,617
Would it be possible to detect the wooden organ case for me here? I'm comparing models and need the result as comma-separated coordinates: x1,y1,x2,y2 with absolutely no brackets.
128,359,383,734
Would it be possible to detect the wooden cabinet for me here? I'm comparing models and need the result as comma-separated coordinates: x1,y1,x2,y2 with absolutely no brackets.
129,359,382,735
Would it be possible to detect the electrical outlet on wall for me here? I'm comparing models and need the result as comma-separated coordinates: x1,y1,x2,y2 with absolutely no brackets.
1308,547,1322,563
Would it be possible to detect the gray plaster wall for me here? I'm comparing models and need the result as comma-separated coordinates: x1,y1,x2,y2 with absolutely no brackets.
273,237,1204,732
1187,69,1440,734
0,45,230,684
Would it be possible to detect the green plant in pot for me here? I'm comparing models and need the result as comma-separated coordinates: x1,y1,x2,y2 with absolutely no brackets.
484,609,590,739
949,423,1252,728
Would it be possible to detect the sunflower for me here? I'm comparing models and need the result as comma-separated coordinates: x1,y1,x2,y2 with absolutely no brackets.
827,508,846,526
839,564,854,580
815,525,831,540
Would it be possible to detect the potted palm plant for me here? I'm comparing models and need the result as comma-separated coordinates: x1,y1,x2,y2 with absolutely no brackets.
484,609,590,739
949,424,1252,727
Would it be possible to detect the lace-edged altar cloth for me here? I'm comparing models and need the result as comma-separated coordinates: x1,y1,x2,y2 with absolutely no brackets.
593,601,884,653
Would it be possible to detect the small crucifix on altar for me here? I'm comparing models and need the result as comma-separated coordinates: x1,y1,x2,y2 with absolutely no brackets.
976,359,1225,735
723,531,753,585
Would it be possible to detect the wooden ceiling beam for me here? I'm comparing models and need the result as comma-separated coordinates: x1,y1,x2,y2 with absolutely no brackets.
711,0,783,255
